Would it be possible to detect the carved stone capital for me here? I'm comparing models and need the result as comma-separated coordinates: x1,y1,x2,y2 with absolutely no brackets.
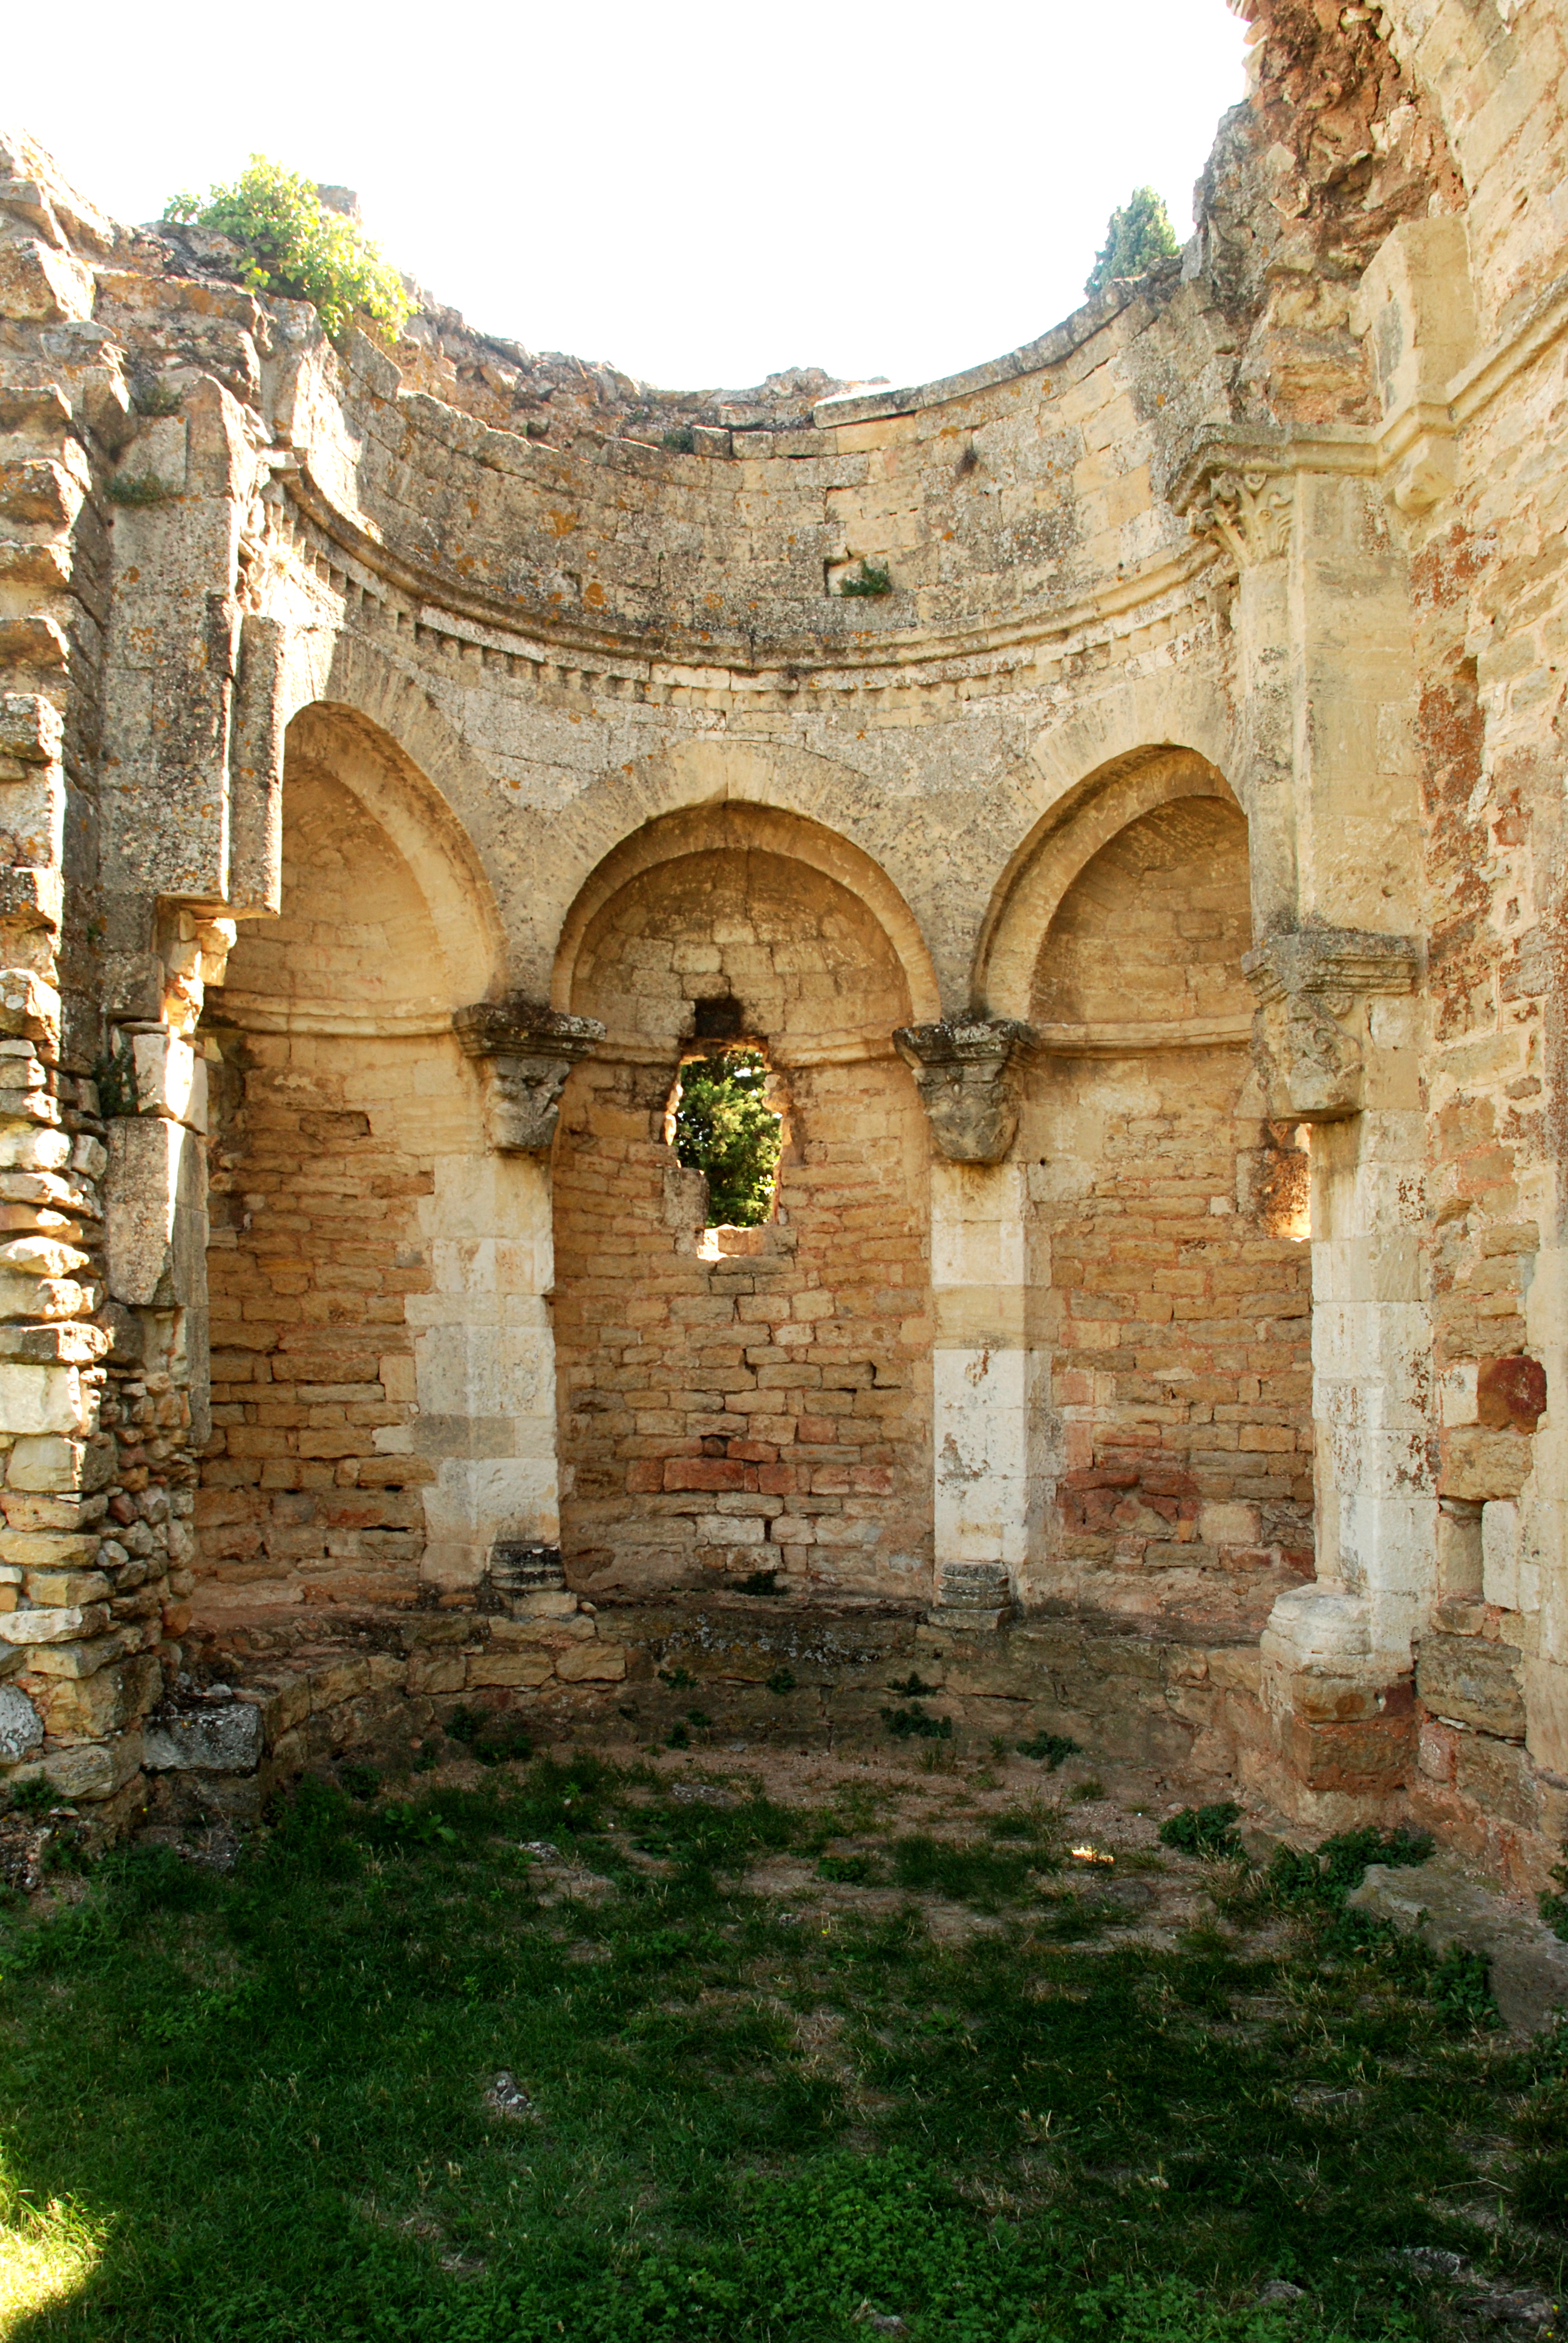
892,1018,1034,1163
1243,930,1419,1123
1169,432,1298,567
1194,468,1293,565
453,1000,603,1153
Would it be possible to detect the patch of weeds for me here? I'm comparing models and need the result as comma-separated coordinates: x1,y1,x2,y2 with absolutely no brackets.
658,1665,696,1689
987,1809,1045,1842
1514,2146,1568,2235
131,375,185,416
1018,1729,1081,1769
887,1674,941,1698
881,1703,952,1741
1070,1776,1105,1803
106,472,178,506
818,1853,876,1885
1539,1840,1567,1939
1262,1824,1433,1916
1159,1800,1244,1858
410,1743,437,1773
890,1832,1050,1910
662,424,696,452
736,1568,783,1597
685,1708,714,1729
439,1707,531,1768
840,558,893,596
339,1765,381,1803
91,1038,139,1118
1429,1940,1500,2030
4,1778,53,1816
667,1722,691,1749
766,1668,797,1695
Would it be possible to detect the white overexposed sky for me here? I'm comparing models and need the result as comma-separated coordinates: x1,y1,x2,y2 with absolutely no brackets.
19,0,1249,395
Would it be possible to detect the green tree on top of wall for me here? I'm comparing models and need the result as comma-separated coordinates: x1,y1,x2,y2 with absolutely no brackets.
675,1051,782,1228
1084,186,1181,298
164,157,411,341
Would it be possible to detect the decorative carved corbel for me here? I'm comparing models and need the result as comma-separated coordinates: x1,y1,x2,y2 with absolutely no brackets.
892,1018,1034,1164
452,1000,603,1153
1243,931,1419,1122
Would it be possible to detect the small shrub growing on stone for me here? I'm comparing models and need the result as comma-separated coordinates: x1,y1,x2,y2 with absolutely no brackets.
1016,1731,1080,1770
131,376,185,417
766,1669,796,1695
840,559,893,597
887,1674,940,1699
1540,1844,1568,1940
106,473,178,507
164,157,411,341
662,425,696,453
881,1704,952,1741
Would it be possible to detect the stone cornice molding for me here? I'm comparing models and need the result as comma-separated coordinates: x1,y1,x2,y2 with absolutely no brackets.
1241,928,1421,1008
1243,929,1419,1123
452,1000,603,1153
892,1018,1036,1163
283,450,1221,692
1175,268,1568,532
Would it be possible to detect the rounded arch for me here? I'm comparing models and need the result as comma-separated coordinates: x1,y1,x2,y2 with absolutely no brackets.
550,799,942,1029
976,746,1243,1020
252,698,506,1017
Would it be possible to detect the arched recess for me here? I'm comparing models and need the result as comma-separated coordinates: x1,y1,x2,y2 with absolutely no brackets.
549,807,935,1602
550,799,941,1032
195,704,548,1640
988,752,1315,1639
976,746,1240,1020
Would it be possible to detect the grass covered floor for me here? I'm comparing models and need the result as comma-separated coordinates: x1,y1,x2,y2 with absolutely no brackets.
1,1744,1564,2341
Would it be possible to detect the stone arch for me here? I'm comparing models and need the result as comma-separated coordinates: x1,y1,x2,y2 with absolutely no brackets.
196,701,550,1634
551,799,941,1032
503,733,950,1008
224,698,507,1024
976,746,1241,1020
999,758,1315,1639
548,809,935,1605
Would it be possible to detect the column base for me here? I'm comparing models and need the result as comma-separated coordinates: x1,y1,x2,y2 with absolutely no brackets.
927,1561,1014,1634
1249,1584,1416,1825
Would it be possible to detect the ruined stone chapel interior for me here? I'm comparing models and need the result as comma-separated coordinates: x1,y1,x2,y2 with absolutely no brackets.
2,0,1568,1896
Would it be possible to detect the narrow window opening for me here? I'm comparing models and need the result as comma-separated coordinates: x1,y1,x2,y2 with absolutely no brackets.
665,1046,783,1231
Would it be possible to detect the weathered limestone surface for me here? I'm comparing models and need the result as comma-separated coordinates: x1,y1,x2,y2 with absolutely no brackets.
2,0,1568,1884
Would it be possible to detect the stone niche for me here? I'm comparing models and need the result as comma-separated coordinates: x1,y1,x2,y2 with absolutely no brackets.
1019,797,1315,1635
551,834,934,1604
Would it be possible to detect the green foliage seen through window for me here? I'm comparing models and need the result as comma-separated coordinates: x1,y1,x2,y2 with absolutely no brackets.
1084,185,1181,298
674,1048,782,1227
164,157,411,342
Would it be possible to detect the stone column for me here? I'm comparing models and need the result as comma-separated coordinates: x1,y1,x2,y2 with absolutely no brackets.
415,1003,602,1593
1180,437,1432,1820
1248,930,1425,1657
893,1020,1037,1625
